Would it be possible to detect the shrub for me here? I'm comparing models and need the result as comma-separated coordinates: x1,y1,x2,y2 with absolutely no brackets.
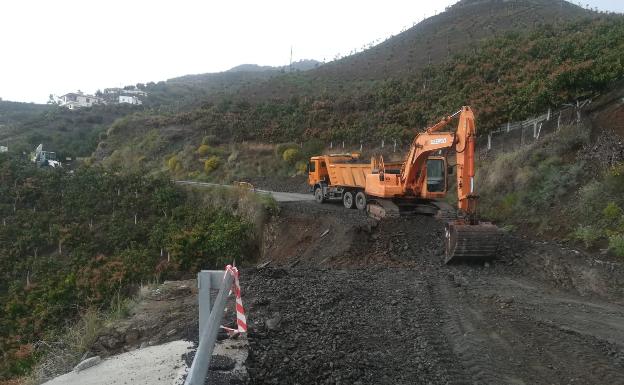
282,148,300,163
167,155,181,172
282,148,299,163
275,143,298,157
295,161,308,174
197,144,210,157
204,156,220,174
608,233,624,258
603,202,622,223
572,225,602,248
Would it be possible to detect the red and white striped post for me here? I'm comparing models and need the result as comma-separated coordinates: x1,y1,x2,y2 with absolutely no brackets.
221,265,247,336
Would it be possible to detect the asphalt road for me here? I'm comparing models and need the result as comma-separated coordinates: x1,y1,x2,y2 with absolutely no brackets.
175,180,314,203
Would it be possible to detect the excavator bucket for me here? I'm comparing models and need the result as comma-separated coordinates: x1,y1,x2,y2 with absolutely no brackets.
444,221,502,264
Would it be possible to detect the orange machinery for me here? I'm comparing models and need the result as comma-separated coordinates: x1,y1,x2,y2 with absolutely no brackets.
308,106,501,263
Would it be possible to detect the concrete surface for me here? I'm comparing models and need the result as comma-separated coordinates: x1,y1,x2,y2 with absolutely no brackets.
42,340,192,385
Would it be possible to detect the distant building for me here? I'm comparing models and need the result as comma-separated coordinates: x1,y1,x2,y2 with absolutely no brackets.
58,91,104,109
0,146,7,153
119,95,143,105
121,89,147,97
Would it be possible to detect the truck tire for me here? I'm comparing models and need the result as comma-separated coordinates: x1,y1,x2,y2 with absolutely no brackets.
343,191,355,209
314,187,325,203
355,191,367,210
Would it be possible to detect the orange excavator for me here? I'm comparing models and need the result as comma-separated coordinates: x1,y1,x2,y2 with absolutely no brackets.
308,106,501,263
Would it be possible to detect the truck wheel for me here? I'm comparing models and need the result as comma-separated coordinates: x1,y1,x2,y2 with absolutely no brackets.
343,191,355,209
355,191,367,210
314,187,325,203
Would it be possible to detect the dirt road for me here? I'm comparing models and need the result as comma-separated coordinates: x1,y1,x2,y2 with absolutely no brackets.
242,201,624,385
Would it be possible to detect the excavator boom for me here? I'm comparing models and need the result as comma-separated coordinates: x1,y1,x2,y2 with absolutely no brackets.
366,106,501,263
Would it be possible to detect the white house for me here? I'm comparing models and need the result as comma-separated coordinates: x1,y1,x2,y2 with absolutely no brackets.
122,89,147,97
59,91,104,109
119,95,143,105
0,146,7,153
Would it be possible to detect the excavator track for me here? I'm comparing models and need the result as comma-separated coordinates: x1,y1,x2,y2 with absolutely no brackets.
366,199,441,220
444,222,502,264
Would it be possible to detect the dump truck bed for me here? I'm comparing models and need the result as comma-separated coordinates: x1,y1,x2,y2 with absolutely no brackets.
327,162,371,188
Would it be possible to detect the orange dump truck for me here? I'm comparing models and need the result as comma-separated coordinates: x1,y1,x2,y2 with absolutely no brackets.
308,153,404,210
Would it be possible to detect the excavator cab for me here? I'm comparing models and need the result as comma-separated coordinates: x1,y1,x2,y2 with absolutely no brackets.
425,157,447,195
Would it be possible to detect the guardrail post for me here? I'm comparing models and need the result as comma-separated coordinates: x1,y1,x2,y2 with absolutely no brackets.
185,270,233,385
198,271,211,338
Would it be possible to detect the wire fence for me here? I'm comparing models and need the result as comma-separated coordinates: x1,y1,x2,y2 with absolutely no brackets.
478,99,591,157
316,100,593,159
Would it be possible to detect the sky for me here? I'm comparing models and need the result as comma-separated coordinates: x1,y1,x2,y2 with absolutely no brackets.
0,0,623,104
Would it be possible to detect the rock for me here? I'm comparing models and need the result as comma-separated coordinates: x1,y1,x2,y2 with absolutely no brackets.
125,328,140,344
209,354,236,371
266,313,282,330
73,356,101,372
99,334,123,350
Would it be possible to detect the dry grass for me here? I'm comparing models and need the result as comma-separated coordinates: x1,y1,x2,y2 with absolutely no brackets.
20,308,102,384
23,297,137,385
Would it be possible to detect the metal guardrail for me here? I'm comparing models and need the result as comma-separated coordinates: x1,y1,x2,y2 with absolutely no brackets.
184,270,234,385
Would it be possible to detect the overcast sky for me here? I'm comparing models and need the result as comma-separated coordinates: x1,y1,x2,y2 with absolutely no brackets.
1,0,622,104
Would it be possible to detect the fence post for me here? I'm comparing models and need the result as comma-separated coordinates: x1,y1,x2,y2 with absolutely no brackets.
547,108,551,121
330,141,333,149
342,141,345,149
533,121,538,139
557,113,561,131
507,122,510,133
381,139,384,148
393,139,397,153
360,141,363,152
487,132,492,151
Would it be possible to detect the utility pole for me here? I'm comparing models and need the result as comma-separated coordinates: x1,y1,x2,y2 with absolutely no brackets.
289,46,293,72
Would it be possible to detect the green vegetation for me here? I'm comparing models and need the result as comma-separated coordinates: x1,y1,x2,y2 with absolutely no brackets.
0,103,139,160
204,155,220,174
478,124,624,256
0,154,271,379
282,148,300,163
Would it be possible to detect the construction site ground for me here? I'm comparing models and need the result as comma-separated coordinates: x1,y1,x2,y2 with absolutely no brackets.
242,200,624,385
52,195,624,385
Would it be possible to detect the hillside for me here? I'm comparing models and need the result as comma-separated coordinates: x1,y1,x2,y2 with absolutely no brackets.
306,0,596,81
140,1,597,108
96,15,624,181
0,154,273,379
0,103,140,159
0,1,606,165
143,60,322,108
0,102,52,126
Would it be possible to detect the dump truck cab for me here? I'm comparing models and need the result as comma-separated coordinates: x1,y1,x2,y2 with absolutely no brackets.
308,153,359,187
